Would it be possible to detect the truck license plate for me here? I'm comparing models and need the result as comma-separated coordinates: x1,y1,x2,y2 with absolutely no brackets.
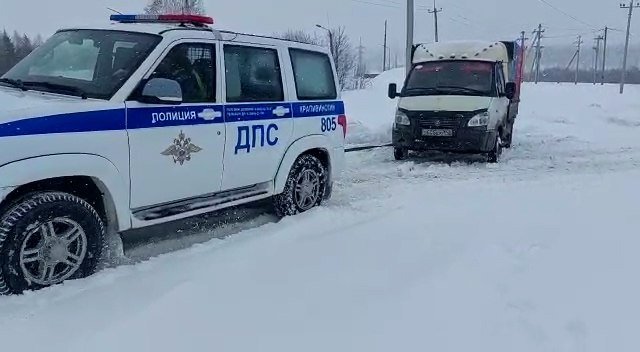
422,129,453,137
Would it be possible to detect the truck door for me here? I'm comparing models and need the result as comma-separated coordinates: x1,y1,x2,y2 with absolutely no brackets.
494,63,510,127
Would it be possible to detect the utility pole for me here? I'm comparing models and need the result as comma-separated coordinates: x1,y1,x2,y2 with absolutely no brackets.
601,27,608,85
383,20,388,71
533,24,545,84
406,0,414,75
528,31,539,80
357,37,365,88
593,35,604,85
575,35,583,85
518,31,528,89
428,0,442,42
620,1,639,94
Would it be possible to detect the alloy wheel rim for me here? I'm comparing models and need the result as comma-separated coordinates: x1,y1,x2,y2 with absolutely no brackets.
294,169,321,211
19,217,87,286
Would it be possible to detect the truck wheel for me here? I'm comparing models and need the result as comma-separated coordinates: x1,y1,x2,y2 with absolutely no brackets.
274,154,327,217
503,122,514,148
394,147,408,161
487,136,503,163
0,192,105,295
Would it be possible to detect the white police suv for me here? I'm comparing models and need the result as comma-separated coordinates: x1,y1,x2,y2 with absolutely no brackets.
0,14,346,294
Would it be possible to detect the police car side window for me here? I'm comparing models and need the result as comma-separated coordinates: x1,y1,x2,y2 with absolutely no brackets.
224,45,284,103
150,43,215,103
289,49,337,100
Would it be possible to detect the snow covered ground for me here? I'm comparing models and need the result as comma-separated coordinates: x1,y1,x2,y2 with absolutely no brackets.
1,71,640,352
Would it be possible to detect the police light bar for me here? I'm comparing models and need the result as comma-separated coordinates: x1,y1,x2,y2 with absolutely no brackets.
110,14,214,25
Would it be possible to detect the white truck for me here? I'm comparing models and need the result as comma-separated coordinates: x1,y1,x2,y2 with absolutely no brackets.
0,14,346,294
388,40,524,162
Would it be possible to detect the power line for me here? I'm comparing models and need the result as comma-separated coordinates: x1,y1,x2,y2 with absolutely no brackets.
350,0,495,35
536,0,595,29
350,0,402,9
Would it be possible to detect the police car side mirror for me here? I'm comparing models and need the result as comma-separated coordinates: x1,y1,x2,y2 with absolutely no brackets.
139,78,183,105
388,83,399,99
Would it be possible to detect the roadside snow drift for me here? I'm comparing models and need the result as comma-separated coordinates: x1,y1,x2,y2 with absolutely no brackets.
1,73,640,352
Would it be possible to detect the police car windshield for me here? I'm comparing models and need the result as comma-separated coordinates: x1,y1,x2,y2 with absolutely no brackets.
404,61,494,97
1,30,161,100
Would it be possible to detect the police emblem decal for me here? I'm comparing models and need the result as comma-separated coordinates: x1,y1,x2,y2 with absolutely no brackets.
161,131,202,165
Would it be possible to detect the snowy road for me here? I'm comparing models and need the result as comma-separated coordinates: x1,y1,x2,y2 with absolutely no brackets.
1,76,639,352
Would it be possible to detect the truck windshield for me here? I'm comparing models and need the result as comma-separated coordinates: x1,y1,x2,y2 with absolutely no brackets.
0,30,161,100
403,61,494,97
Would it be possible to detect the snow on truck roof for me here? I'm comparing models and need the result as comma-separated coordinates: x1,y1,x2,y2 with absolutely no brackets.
413,40,509,64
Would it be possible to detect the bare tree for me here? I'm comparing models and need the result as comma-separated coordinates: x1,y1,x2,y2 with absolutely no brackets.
145,0,205,15
280,27,357,89
33,35,45,48
329,26,357,89
278,30,322,46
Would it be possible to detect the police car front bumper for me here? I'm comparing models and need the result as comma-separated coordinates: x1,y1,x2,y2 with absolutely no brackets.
392,125,497,153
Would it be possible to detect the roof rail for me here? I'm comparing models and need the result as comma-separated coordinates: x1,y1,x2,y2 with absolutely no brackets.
218,30,322,46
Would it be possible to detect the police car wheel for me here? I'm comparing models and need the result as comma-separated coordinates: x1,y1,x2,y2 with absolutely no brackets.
0,192,105,295
274,154,326,217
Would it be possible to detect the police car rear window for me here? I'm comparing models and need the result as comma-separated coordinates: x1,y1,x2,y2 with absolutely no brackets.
289,49,337,101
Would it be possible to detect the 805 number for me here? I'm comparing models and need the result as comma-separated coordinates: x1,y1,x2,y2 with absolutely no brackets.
321,117,337,132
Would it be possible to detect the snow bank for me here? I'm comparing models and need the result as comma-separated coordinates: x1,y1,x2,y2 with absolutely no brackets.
343,68,405,146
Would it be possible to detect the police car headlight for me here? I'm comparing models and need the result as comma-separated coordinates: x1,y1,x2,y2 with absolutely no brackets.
395,110,410,126
467,111,490,127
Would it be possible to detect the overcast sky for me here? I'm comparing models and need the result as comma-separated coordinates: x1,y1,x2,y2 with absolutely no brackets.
0,0,636,63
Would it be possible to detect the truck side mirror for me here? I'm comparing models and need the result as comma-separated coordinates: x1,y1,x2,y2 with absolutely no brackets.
138,78,183,105
505,82,516,100
388,83,399,99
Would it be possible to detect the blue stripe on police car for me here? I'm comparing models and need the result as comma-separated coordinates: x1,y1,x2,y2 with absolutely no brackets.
292,101,345,118
0,101,344,137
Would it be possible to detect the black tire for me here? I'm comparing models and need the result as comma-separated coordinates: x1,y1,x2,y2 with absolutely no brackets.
394,147,408,161
503,121,514,149
274,154,327,217
0,192,105,295
487,135,503,163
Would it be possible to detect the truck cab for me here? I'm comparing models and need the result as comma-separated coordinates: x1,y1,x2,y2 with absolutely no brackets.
388,40,523,162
